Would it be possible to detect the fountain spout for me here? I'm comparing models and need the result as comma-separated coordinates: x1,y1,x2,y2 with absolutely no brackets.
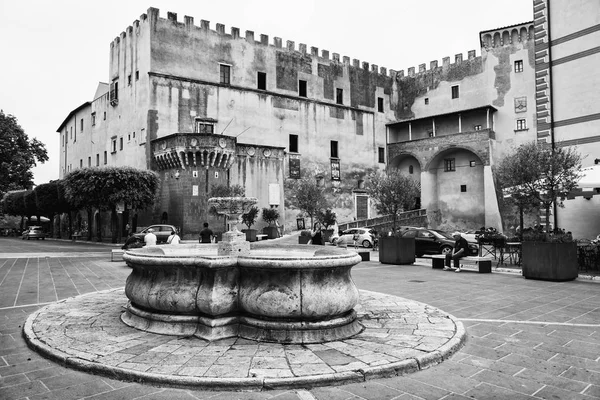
208,197,258,256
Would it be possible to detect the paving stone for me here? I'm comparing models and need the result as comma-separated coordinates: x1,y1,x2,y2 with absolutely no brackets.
0,373,29,388
40,371,98,390
534,384,598,400
334,381,404,400
560,366,600,385
28,380,114,400
473,368,544,395
463,382,535,400
379,376,451,400
0,380,48,399
500,352,571,376
515,367,590,392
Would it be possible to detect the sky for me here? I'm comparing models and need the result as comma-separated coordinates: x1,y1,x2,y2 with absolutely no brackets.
0,0,533,186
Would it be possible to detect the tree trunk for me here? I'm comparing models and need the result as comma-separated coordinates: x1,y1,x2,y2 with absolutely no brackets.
55,214,61,239
545,205,551,232
111,207,118,244
67,211,73,239
519,206,524,241
48,213,55,238
86,208,93,241
96,212,102,242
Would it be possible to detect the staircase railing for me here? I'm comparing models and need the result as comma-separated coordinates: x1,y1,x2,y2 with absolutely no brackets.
338,209,427,232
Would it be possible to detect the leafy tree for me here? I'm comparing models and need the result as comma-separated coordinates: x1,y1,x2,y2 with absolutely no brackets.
0,110,48,198
1,190,27,230
317,209,337,231
288,176,328,228
241,206,259,229
367,169,421,231
261,207,280,225
63,167,159,243
496,142,582,233
34,180,71,238
24,190,38,226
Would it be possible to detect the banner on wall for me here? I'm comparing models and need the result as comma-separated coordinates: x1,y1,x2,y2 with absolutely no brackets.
289,154,301,178
331,159,340,181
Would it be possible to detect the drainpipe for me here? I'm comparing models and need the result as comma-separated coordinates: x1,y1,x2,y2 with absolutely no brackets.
546,0,559,230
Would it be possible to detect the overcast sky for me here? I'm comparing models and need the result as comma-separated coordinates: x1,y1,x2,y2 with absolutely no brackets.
0,0,533,186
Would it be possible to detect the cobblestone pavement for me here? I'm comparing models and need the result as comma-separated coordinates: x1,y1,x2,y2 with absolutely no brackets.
1,237,600,399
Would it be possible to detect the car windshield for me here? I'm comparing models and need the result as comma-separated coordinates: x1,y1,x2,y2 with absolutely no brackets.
432,230,453,239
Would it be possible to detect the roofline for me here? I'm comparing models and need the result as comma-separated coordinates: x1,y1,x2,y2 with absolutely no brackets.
56,102,91,133
479,21,534,36
386,105,498,127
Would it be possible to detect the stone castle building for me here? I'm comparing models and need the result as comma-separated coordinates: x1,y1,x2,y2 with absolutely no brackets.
57,1,600,239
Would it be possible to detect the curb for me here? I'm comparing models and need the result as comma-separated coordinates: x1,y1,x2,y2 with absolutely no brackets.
22,290,467,391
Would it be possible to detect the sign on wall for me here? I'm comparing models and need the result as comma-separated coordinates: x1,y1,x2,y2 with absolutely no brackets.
269,183,280,206
289,154,301,178
192,185,199,196
331,159,341,181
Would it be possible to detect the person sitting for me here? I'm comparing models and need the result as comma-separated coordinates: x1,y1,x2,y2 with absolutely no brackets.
167,229,181,244
444,232,469,273
144,228,157,246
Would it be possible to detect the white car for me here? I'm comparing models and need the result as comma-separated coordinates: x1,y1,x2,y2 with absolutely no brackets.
331,228,376,248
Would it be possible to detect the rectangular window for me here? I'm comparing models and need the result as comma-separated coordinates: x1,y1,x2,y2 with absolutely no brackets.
111,138,117,153
461,185,467,192
289,134,298,153
119,137,123,150
451,85,459,99
91,112,96,126
516,119,527,131
220,64,231,85
109,80,118,105
299,80,307,97
514,60,523,73
377,97,384,113
96,154,100,166
140,128,146,144
474,125,482,131
444,158,456,172
79,159,83,168
378,147,385,163
103,111,106,120
104,151,107,164
425,98,429,105
196,121,214,134
135,70,139,80
330,140,339,158
128,74,132,86
88,157,91,167
257,72,266,90
470,160,476,167
80,119,83,131
336,88,343,105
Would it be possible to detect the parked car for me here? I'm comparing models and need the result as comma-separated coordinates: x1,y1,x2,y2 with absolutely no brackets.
331,228,376,248
399,228,478,257
22,226,46,240
131,224,177,244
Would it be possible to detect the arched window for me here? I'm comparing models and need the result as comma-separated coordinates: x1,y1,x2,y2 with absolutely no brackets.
409,165,414,174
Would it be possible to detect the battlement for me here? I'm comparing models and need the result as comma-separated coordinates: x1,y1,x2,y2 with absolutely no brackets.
391,49,481,82
479,21,534,50
110,7,394,78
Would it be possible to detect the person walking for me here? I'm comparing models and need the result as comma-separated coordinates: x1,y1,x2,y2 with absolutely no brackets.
167,229,181,244
444,232,468,272
199,222,213,243
310,223,324,245
144,228,157,246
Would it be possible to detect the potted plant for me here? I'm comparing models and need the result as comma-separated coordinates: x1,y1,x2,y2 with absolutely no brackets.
367,170,420,265
317,209,337,243
497,142,582,281
299,230,312,244
261,207,280,239
241,206,259,242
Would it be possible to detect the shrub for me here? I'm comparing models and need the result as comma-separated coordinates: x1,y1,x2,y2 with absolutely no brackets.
300,230,312,237
262,207,280,225
241,206,259,229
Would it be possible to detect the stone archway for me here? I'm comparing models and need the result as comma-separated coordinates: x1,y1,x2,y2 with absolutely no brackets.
389,153,423,210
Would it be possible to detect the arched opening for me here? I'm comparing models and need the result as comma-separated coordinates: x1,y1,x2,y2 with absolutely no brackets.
389,154,422,211
161,212,168,224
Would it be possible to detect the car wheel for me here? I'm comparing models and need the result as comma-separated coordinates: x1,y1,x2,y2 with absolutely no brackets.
441,246,452,255
362,239,372,248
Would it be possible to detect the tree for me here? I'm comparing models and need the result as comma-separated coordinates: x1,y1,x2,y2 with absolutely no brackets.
63,167,159,243
1,190,28,230
317,209,337,231
496,142,582,232
34,180,71,238
0,110,48,198
367,169,421,231
288,176,328,229
241,206,259,229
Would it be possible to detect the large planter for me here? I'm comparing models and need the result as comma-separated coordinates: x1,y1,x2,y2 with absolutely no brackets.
521,241,578,281
263,226,279,239
379,236,415,265
298,235,311,244
322,229,334,243
243,229,258,242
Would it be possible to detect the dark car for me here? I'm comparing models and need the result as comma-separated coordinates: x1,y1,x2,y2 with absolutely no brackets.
131,224,177,244
399,228,478,257
22,226,46,240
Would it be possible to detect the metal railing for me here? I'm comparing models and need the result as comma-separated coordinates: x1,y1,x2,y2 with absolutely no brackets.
338,209,427,232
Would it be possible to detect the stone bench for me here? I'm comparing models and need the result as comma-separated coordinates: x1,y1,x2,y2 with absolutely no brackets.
111,249,124,262
71,234,83,241
425,254,493,273
256,234,268,241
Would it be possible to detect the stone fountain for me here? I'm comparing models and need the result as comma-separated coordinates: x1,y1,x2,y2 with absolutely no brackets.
121,197,363,344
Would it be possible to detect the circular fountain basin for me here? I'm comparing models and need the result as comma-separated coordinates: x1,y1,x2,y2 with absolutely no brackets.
122,243,362,343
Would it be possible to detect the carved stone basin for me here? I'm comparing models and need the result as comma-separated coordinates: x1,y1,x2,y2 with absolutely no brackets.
121,243,362,343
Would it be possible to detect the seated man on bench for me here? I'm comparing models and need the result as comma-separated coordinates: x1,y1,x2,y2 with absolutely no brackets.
444,232,468,273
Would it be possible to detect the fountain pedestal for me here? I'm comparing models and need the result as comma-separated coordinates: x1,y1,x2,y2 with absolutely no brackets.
218,229,250,257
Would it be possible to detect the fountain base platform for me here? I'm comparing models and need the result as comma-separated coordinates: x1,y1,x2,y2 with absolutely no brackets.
24,288,466,391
